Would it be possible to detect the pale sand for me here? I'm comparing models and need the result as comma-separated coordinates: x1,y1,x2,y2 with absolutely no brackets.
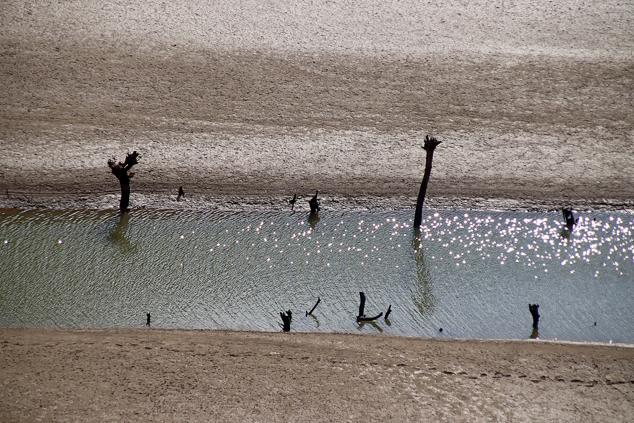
0,329,632,422
0,1,633,210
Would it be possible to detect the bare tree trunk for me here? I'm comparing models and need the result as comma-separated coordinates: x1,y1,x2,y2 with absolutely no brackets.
414,136,441,229
357,291,366,318
108,151,140,213
280,310,292,332
529,304,540,330
119,182,131,211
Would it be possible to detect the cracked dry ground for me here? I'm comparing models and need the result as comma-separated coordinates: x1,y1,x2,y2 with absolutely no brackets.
1,329,632,422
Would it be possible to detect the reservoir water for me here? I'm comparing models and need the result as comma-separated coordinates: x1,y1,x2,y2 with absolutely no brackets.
0,208,632,343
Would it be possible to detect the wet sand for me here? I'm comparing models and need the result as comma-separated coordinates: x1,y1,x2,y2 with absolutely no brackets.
1,329,633,422
0,1,633,211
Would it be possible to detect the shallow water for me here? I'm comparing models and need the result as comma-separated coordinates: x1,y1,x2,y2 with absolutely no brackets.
0,208,632,343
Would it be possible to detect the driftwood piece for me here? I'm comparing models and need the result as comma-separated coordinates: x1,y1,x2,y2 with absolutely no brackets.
356,292,383,322
413,135,441,229
306,297,321,316
357,313,383,322
384,304,392,320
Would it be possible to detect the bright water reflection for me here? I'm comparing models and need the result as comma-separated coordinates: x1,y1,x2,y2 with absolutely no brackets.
0,208,632,343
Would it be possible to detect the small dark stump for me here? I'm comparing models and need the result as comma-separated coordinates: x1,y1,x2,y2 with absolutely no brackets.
308,191,320,214
280,310,292,332
562,208,579,231
529,303,540,330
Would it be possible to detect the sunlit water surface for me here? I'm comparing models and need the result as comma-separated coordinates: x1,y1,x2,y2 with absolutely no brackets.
0,208,632,343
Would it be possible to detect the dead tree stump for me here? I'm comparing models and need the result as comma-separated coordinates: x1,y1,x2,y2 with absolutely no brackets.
280,310,292,332
289,194,297,211
308,191,320,214
414,135,441,229
562,208,578,231
108,151,140,212
529,304,540,330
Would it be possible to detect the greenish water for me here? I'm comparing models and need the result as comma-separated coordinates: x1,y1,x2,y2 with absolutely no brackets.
0,208,632,343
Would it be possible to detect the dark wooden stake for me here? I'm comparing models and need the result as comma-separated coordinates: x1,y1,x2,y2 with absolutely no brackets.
529,304,540,330
414,135,441,229
108,151,140,212
358,291,366,318
306,297,321,316
280,310,292,332
177,186,185,201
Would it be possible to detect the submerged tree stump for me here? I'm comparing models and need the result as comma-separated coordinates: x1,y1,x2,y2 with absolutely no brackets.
529,303,540,330
413,135,441,229
280,310,292,332
108,151,140,212
308,191,320,214
562,208,579,231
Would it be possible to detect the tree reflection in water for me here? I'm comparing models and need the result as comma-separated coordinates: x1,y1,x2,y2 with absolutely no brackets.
308,212,320,232
108,212,136,253
412,228,435,317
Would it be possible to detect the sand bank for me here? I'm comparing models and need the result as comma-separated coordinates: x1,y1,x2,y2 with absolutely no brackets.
1,329,632,422
1,1,633,211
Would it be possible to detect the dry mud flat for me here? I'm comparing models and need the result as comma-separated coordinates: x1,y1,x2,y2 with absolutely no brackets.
1,329,633,422
1,1,633,210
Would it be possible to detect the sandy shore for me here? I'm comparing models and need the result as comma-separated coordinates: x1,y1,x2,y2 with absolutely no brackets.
1,1,633,211
1,329,632,422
